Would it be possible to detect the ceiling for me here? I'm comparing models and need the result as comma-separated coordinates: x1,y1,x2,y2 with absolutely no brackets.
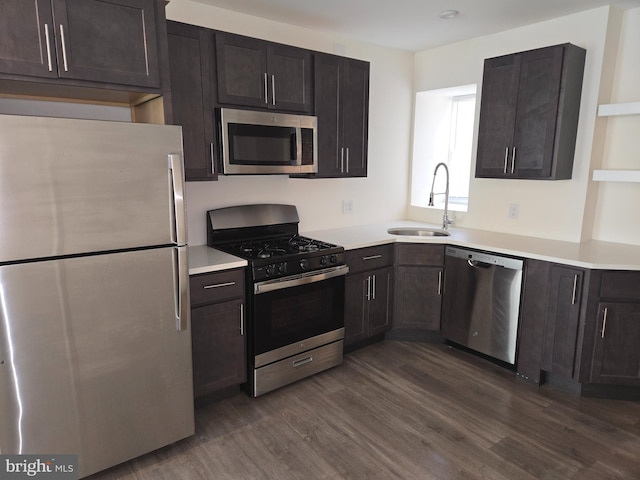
192,0,640,51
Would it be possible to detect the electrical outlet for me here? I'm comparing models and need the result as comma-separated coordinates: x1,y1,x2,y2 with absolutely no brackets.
508,203,520,219
342,199,353,214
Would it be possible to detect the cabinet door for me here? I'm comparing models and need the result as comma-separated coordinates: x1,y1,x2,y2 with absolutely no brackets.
167,22,217,181
475,53,520,178
341,59,369,177
191,299,246,397
344,272,368,346
215,32,267,108
512,46,564,178
394,265,443,331
368,267,393,336
312,54,369,178
50,0,160,87
267,43,312,113
0,0,57,78
314,54,343,177
541,266,583,378
590,303,640,385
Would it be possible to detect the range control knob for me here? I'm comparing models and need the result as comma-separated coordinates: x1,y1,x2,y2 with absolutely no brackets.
330,254,338,264
300,259,309,270
277,263,287,275
320,256,329,266
265,265,276,277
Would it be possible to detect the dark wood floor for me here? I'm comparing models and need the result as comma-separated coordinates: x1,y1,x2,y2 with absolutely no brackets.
89,341,640,479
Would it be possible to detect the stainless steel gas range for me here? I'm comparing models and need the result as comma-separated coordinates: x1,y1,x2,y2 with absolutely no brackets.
207,204,348,396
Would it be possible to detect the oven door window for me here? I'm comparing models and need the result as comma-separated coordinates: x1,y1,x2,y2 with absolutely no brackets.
228,123,297,166
252,275,345,355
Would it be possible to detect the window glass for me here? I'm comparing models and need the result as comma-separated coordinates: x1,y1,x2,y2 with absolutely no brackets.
411,85,477,212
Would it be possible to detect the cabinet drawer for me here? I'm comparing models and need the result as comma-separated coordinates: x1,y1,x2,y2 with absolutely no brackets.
600,271,640,301
190,268,245,307
395,244,444,266
346,244,394,275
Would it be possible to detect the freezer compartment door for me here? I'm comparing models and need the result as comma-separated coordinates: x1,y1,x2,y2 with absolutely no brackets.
0,115,185,263
0,248,193,477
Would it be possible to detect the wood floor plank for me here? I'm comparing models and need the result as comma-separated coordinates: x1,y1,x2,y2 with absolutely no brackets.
88,341,640,479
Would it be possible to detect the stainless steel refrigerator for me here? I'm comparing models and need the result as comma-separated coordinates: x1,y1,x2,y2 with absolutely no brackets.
0,114,194,477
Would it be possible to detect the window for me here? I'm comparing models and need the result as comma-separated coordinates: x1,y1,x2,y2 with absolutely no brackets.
410,85,477,211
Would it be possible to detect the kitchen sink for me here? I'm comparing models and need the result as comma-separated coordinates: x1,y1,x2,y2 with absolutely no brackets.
387,227,451,237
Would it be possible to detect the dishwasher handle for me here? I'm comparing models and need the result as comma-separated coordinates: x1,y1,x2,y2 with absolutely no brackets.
467,259,492,269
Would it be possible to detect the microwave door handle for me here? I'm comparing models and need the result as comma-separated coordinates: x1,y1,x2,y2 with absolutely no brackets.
290,132,298,162
291,127,302,166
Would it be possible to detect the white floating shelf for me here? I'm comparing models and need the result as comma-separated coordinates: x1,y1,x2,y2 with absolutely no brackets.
593,170,640,182
598,102,640,116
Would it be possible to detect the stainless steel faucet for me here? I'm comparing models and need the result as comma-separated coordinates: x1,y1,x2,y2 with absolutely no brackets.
428,162,453,230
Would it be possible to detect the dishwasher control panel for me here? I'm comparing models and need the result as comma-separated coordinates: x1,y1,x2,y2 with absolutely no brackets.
445,246,523,271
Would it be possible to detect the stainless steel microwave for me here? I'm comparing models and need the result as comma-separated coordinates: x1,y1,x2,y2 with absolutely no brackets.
218,108,318,175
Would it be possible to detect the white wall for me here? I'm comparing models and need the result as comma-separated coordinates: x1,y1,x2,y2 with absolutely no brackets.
591,7,640,245
407,7,617,243
166,0,414,245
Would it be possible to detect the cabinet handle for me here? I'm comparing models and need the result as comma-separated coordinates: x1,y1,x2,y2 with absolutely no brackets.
362,254,382,261
511,147,516,174
503,147,509,174
340,147,344,173
371,274,376,300
437,271,442,295
210,143,216,174
601,307,608,338
346,147,350,173
203,281,236,289
44,24,53,72
293,356,313,368
263,73,268,104
240,303,244,336
59,25,69,72
571,274,578,305
366,275,371,301
271,74,276,105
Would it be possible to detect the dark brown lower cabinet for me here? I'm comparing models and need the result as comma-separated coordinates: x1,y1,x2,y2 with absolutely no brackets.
189,268,246,398
344,245,394,348
541,265,585,378
191,299,246,396
393,244,444,331
519,262,640,395
589,303,640,385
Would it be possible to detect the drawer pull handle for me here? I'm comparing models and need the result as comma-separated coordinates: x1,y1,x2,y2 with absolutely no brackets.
362,254,382,261
203,281,236,289
437,271,443,295
293,356,313,368
571,275,578,305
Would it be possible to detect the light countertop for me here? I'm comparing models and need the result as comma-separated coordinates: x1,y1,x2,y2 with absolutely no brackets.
188,245,247,275
188,221,640,274
304,221,640,271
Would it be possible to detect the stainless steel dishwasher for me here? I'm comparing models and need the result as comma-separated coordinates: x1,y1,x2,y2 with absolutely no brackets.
441,246,524,364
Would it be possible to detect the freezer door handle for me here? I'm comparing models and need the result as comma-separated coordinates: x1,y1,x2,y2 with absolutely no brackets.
174,246,190,331
169,154,187,245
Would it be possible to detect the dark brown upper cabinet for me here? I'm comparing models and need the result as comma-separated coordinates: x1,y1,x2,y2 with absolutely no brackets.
0,0,161,89
311,53,369,178
475,43,585,180
215,31,312,113
167,21,217,181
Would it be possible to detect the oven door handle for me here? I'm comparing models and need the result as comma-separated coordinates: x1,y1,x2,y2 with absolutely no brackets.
254,265,349,294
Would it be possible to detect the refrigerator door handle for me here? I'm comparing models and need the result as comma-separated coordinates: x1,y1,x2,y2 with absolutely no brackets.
174,246,190,332
168,153,187,246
